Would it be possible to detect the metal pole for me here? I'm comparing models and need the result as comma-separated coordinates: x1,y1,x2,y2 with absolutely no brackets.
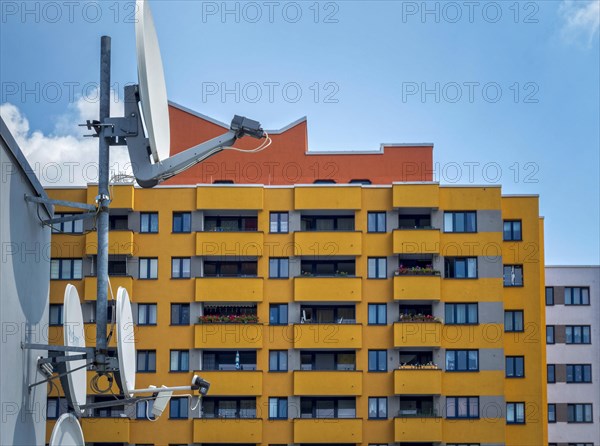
96,35,111,372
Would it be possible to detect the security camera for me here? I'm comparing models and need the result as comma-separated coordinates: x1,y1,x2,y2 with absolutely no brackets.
230,115,265,139
191,374,210,395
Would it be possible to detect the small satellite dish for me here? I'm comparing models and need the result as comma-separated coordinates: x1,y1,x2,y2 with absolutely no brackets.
116,287,136,397
135,0,170,163
63,284,87,417
49,413,85,446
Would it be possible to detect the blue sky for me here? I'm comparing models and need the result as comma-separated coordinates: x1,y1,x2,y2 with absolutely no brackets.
1,0,599,265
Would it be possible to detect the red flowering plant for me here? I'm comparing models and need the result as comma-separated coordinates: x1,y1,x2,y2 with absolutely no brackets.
198,314,259,324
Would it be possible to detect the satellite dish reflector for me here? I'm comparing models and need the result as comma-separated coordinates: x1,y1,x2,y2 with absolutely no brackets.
63,284,87,417
135,0,170,163
49,413,85,446
116,287,136,396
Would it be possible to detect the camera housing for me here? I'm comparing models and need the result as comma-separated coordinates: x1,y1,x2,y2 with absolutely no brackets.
191,374,210,396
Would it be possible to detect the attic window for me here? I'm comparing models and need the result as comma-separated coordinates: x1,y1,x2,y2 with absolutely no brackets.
313,179,336,184
213,180,234,184
349,179,371,185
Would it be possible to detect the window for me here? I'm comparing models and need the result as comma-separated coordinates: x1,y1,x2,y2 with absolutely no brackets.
140,212,158,233
171,257,191,279
171,304,190,325
368,350,387,372
269,304,288,325
52,214,83,233
367,212,386,232
368,258,387,279
301,351,356,371
270,212,289,233
46,397,67,419
506,402,525,424
444,211,476,233
269,258,289,278
269,350,288,372
136,400,155,420
201,397,257,418
137,350,156,372
50,259,82,280
548,403,556,423
170,350,189,372
301,215,354,231
205,216,257,232
49,304,63,326
546,325,555,344
108,257,127,276
445,303,478,325
300,397,356,418
368,304,387,325
566,325,591,344
506,356,525,378
109,215,128,230
139,258,158,279
203,260,258,277
566,364,592,383
565,287,590,305
398,214,431,229
169,397,188,419
503,220,522,241
546,287,554,306
138,303,157,325
368,397,387,419
172,212,191,233
567,404,593,423
446,396,479,419
547,364,556,383
503,265,524,287
301,259,355,276
446,350,479,372
504,311,524,332
444,257,477,279
269,397,288,419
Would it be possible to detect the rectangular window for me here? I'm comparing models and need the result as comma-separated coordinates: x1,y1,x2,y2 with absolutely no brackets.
136,400,155,420
301,215,355,231
368,257,387,279
269,397,288,419
446,396,479,419
368,397,387,419
136,350,156,372
444,257,477,279
503,265,524,287
547,325,555,344
444,211,477,233
140,212,159,233
52,213,84,234
565,287,590,305
567,404,593,423
445,303,478,325
547,364,556,383
204,260,258,277
505,356,525,378
368,304,387,325
368,350,387,372
398,214,431,229
546,287,554,306
49,304,63,326
109,215,128,230
446,350,479,372
139,258,158,279
171,257,191,279
504,310,524,332
269,258,289,278
171,304,190,326
170,350,189,372
138,303,157,325
367,212,386,232
566,364,592,383
503,220,522,241
269,350,288,372
169,397,188,419
566,325,591,344
172,212,191,233
50,259,82,280
46,397,67,419
269,304,288,325
548,404,556,423
507,402,525,424
270,212,289,233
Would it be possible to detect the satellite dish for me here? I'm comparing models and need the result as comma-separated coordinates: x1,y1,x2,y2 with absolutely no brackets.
135,0,170,163
49,413,85,446
63,284,87,417
116,287,136,396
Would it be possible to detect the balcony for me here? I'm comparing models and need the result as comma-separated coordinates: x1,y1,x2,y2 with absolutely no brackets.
293,324,362,349
195,231,264,256
393,322,441,348
194,324,263,349
193,418,262,443
393,183,439,208
294,231,361,256
294,371,362,396
294,186,362,210
196,186,263,210
394,416,442,442
195,370,262,396
393,229,440,254
87,184,134,209
84,231,134,256
393,275,441,301
394,368,442,394
84,276,133,300
195,277,263,302
293,418,362,443
294,277,361,302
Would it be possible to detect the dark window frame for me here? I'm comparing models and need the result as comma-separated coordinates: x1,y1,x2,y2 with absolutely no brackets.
368,397,388,420
367,212,386,233
140,212,159,233
170,350,190,372
269,212,289,233
547,364,556,383
172,212,191,233
50,258,83,280
505,310,524,332
503,220,522,241
171,257,191,279
269,350,288,372
505,356,525,378
567,403,593,423
368,350,387,372
506,402,526,424
49,304,63,326
269,258,289,279
444,211,477,233
566,364,592,383
445,349,479,372
368,304,387,325
546,287,554,306
268,397,288,420
269,304,288,325
138,303,157,326
444,257,478,279
139,257,158,280
565,287,591,306
446,396,479,419
566,325,591,344
170,303,190,326
367,257,387,279
503,264,524,287
169,397,188,419
136,350,157,373
445,303,478,325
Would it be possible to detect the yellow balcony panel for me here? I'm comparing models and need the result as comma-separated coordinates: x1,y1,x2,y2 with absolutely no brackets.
394,369,442,394
81,418,130,443
195,277,263,302
393,322,441,348
293,324,362,349
444,418,505,443
294,277,361,302
87,184,134,209
294,371,362,396
293,418,362,443
394,416,442,442
50,234,85,258
196,370,262,396
393,183,439,208
294,231,362,256
50,280,84,303
443,371,504,396
196,186,263,210
193,418,262,443
85,231,134,256
393,275,441,300
84,276,133,301
196,231,264,256
294,186,361,210
195,324,263,349
441,231,502,257
393,229,440,254
442,278,503,302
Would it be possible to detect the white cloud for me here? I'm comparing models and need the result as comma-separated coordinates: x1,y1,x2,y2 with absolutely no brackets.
559,0,600,47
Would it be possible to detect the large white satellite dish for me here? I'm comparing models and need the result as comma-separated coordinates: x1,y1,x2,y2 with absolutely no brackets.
116,287,136,397
49,413,85,446
63,284,87,417
135,0,170,163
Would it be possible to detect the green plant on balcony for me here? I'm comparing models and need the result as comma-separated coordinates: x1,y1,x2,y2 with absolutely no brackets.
198,314,259,324
398,313,442,323
398,362,440,370
395,264,440,276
